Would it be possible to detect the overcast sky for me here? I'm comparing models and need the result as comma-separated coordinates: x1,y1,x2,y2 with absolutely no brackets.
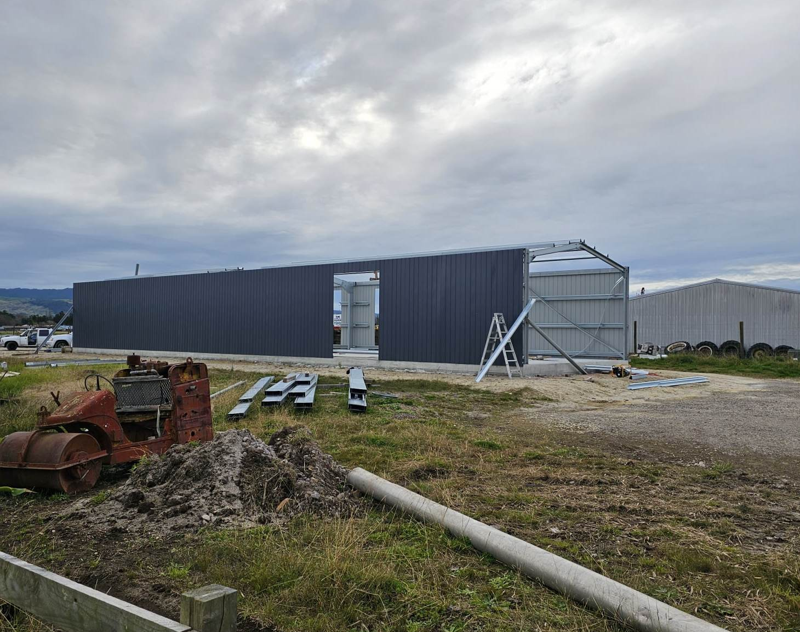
1,1,798,291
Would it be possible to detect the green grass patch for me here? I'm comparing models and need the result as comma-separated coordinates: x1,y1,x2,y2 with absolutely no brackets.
473,439,503,450
633,354,800,379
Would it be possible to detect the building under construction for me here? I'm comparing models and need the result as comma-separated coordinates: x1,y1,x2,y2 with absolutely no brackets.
73,240,629,375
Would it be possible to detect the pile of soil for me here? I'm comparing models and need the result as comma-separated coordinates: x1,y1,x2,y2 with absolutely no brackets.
69,426,356,535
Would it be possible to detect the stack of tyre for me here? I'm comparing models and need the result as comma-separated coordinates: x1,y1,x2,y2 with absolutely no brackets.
664,340,795,359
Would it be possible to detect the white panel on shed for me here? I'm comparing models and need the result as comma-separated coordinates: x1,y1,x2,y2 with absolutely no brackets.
528,268,627,359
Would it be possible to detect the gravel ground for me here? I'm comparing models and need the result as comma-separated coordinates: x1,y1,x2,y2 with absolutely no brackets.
523,377,800,475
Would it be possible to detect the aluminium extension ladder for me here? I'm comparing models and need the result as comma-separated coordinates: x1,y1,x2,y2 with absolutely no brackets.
480,313,522,379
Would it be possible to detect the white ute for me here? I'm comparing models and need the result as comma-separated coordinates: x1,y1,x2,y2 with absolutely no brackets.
0,328,73,351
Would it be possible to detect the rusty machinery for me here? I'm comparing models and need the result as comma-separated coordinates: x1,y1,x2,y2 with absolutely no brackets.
0,356,213,494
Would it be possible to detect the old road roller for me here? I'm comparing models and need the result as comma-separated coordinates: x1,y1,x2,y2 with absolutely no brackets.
0,355,213,494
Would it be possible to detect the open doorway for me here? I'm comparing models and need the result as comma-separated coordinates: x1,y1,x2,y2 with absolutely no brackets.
334,271,379,354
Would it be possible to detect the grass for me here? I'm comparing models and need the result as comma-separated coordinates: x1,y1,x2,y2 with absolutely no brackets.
633,354,800,379
1,364,799,631
0,360,127,437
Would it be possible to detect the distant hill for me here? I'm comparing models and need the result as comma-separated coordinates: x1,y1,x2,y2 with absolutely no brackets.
0,288,73,316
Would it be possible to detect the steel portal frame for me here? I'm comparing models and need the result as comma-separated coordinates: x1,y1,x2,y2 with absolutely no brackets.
522,241,628,362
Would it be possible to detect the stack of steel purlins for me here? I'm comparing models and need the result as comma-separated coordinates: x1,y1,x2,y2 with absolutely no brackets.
348,368,367,412
629,369,650,381
291,373,319,409
628,376,708,390
262,373,298,406
228,376,274,420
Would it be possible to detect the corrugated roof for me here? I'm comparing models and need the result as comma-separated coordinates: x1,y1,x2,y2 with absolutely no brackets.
631,278,800,300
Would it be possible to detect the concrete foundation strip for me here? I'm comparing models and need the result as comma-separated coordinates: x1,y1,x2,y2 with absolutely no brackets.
347,468,728,632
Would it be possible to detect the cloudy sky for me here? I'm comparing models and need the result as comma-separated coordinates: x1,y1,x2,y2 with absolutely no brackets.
1,1,798,290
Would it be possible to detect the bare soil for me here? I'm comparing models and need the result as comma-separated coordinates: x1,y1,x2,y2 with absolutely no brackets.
66,427,357,537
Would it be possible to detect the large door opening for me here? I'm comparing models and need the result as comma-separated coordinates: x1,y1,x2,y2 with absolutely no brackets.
334,271,379,355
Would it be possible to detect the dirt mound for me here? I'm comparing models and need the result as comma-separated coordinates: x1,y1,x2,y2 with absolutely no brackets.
69,427,356,535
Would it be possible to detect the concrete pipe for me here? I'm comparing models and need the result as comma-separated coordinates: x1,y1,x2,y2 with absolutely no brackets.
347,467,728,632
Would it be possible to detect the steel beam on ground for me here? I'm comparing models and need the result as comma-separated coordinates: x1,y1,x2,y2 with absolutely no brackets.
228,376,274,420
294,383,318,409
288,373,319,398
262,374,298,406
628,377,708,390
348,368,367,412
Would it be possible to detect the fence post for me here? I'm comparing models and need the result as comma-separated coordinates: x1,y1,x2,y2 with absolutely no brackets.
180,585,237,632
739,321,745,351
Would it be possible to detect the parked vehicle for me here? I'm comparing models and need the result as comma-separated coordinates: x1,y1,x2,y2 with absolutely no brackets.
0,328,73,351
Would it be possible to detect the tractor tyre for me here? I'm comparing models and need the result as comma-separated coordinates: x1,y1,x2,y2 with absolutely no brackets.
719,340,743,358
774,345,794,357
665,341,693,354
695,341,719,357
747,343,774,360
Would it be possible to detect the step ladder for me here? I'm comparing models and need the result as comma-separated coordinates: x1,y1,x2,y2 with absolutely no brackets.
480,313,522,379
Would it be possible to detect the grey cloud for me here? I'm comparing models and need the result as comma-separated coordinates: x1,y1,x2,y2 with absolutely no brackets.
0,0,798,291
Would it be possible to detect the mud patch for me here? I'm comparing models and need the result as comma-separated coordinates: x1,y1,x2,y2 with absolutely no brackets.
67,427,356,536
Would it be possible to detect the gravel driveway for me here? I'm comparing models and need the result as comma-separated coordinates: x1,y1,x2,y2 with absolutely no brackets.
525,377,800,475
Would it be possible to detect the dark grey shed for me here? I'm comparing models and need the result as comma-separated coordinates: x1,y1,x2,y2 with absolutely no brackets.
73,247,526,365
73,241,628,367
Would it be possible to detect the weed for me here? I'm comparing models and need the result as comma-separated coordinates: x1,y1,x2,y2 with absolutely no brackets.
166,562,191,580
90,490,110,505
473,439,503,450
702,462,734,479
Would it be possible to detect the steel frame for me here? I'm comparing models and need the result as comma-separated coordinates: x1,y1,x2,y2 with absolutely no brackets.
525,242,628,362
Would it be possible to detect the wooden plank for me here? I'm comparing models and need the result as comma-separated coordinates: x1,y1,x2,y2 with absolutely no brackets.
181,584,237,632
0,551,191,632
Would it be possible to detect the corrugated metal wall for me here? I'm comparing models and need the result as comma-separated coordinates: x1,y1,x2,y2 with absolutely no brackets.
629,281,800,350
528,268,628,358
74,248,525,365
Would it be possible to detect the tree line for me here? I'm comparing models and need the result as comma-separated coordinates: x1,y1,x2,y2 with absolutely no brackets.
0,310,73,327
